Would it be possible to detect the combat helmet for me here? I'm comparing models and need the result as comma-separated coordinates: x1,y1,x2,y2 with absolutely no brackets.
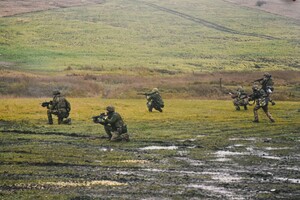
263,72,271,77
252,84,259,91
152,88,159,93
52,89,61,95
106,105,115,112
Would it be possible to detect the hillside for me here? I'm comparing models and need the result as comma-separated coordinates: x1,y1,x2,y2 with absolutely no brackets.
0,0,299,98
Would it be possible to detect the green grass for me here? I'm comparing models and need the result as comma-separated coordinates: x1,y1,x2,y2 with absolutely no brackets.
0,0,299,72
0,98,299,199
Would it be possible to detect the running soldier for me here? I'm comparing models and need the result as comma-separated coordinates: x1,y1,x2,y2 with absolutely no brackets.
145,88,164,112
248,85,275,123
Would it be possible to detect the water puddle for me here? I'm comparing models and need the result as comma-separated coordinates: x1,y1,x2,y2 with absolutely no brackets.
139,145,178,150
229,137,257,141
265,147,291,150
175,157,204,166
98,147,114,151
186,184,244,200
274,177,300,184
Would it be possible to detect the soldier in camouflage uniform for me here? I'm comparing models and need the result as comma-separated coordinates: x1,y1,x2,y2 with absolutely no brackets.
249,85,275,123
256,72,275,105
103,106,129,142
231,86,248,111
47,90,71,125
146,88,164,112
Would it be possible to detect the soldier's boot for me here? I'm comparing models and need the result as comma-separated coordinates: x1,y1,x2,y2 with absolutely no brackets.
58,117,63,125
63,118,72,125
244,105,248,110
266,112,275,123
121,133,130,142
158,107,163,112
235,106,240,111
110,132,122,142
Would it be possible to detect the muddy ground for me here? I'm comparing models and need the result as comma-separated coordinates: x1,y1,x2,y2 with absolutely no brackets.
1,125,299,199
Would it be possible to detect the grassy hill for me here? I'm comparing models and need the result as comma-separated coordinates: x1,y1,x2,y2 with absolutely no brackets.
0,0,299,98
0,0,299,72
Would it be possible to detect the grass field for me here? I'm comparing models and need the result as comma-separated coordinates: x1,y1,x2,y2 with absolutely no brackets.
1,0,300,199
0,0,299,73
0,98,299,199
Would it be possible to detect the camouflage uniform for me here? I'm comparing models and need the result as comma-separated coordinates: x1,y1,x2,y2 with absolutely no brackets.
146,88,164,112
47,90,71,125
258,72,275,105
104,106,129,142
232,86,248,110
249,85,275,123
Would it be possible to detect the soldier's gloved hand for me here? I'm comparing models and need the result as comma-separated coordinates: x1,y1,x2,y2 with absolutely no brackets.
271,102,276,106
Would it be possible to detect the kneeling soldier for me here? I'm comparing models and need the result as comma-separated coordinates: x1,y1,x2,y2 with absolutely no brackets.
93,106,129,142
43,90,71,125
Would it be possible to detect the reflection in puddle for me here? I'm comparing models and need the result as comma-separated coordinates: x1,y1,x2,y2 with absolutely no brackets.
265,147,291,150
142,169,241,183
274,177,300,184
139,146,178,150
99,147,114,151
186,184,244,200
229,137,257,141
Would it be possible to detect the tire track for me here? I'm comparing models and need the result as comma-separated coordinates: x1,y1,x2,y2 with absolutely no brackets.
136,0,277,40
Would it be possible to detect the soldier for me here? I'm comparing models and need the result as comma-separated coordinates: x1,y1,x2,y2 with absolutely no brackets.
230,86,248,111
46,90,71,125
102,106,129,142
146,88,164,112
255,72,275,105
249,85,275,123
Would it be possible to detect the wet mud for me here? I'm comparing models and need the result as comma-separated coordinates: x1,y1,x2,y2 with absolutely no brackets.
0,131,299,199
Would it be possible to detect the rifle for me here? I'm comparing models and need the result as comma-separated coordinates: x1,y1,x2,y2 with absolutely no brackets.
137,92,150,96
41,101,53,108
253,78,263,83
92,112,107,125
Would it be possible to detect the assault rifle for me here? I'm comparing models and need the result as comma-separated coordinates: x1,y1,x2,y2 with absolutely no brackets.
253,78,264,83
92,112,107,125
41,101,53,108
137,92,151,96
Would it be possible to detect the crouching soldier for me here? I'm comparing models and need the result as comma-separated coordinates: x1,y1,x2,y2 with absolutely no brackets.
43,90,71,125
230,86,248,111
146,88,164,112
93,106,129,142
248,85,275,123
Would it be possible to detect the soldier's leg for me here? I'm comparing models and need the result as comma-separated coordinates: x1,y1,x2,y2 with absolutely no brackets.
104,125,112,139
110,131,122,142
155,106,163,112
147,102,153,112
262,105,275,122
244,105,248,110
47,109,53,124
233,99,240,110
58,117,63,125
253,105,260,122
121,133,130,142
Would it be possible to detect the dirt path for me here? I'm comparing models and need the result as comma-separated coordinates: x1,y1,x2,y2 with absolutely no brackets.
137,0,276,40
